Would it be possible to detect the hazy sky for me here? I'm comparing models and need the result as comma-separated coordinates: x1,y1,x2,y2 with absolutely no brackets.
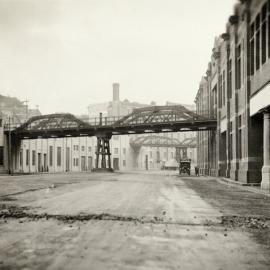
0,0,236,115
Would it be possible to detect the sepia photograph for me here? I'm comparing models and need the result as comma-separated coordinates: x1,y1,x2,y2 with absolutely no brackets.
0,0,270,269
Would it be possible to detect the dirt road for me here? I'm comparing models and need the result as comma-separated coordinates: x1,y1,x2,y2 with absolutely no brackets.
0,171,270,270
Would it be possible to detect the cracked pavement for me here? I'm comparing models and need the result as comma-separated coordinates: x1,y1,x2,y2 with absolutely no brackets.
0,171,270,270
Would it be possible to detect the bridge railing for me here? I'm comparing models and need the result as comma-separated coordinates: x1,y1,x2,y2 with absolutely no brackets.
80,116,124,126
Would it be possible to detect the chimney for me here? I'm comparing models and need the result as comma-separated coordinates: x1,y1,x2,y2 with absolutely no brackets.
113,83,120,101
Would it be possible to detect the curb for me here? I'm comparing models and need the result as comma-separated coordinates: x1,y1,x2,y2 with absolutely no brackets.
221,177,260,186
217,177,270,197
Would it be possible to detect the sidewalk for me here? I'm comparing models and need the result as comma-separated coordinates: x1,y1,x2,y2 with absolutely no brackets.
217,177,270,197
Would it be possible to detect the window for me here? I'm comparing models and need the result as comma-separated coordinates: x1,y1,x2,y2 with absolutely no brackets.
49,146,53,166
239,129,242,160
26,149,29,166
261,4,267,64
255,14,260,70
238,115,242,128
123,160,126,167
236,45,241,89
238,115,242,160
222,70,226,106
114,148,118,154
19,150,23,166
150,151,152,158
0,146,4,166
249,23,255,75
81,146,85,151
73,145,79,151
268,1,270,58
57,147,61,166
88,147,91,152
219,74,222,107
228,59,232,98
229,122,233,161
123,148,126,154
32,150,36,166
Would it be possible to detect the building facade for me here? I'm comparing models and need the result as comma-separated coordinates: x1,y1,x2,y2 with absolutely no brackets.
195,0,270,190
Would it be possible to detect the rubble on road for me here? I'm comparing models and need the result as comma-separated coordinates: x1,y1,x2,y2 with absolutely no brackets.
221,215,269,229
0,203,167,224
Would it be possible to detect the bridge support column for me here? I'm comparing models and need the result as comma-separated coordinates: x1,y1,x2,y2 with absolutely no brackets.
92,134,113,172
5,134,21,174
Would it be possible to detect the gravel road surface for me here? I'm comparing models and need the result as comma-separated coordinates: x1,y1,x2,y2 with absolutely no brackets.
0,171,269,270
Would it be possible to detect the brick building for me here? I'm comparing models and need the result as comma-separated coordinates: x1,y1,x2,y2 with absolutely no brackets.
195,0,270,190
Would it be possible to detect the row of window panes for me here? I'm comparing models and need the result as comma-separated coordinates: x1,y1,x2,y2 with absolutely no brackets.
249,1,270,75
73,145,92,152
149,151,175,159
114,148,126,154
21,148,95,168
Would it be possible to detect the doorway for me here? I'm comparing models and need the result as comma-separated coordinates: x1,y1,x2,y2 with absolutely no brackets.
38,153,42,172
145,155,148,170
113,158,119,170
88,156,93,170
43,153,47,172
66,147,70,171
81,156,86,171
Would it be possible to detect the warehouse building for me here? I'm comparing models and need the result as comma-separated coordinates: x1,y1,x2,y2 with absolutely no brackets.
195,0,270,189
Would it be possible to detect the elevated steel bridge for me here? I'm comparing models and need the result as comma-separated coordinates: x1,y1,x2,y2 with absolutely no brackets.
5,105,216,172
8,105,216,139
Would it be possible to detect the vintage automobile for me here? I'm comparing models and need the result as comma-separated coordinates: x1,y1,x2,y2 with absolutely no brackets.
179,159,191,175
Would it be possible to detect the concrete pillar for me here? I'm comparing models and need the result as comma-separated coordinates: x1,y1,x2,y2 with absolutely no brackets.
261,111,270,190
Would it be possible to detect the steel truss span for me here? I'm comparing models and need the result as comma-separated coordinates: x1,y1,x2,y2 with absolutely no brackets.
8,105,217,139
130,135,196,149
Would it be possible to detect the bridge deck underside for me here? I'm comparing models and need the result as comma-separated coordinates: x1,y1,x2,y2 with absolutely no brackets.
9,120,217,139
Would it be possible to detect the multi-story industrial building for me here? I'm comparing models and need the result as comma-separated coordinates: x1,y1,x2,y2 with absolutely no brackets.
195,0,270,190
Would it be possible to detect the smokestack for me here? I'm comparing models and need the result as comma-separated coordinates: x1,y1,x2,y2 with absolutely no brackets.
113,83,120,101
